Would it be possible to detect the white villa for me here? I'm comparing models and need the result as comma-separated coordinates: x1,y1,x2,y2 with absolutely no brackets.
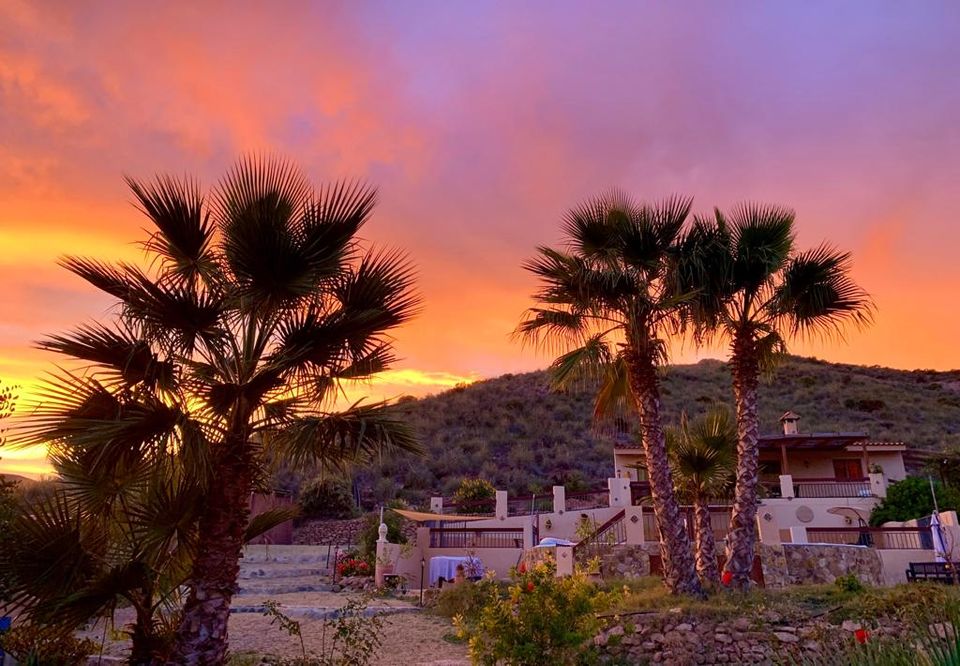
371,411,950,590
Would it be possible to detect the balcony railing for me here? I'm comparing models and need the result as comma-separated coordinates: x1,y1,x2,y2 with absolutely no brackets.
642,506,734,543
793,477,872,499
805,526,933,550
429,527,524,549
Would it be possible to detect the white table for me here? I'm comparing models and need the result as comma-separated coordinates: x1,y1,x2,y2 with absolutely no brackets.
429,555,483,585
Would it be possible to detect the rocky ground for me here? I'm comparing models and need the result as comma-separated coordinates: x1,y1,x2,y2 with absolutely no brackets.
79,545,468,665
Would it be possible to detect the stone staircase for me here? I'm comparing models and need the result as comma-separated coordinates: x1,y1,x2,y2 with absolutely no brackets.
237,544,338,596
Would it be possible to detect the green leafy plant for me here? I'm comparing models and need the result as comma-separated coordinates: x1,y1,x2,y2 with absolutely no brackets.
0,623,97,666
299,477,358,519
451,478,497,515
870,477,960,526
263,596,384,666
357,500,408,561
455,560,617,665
834,574,865,593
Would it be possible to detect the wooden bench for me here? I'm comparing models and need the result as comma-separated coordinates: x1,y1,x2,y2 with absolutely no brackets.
906,561,957,584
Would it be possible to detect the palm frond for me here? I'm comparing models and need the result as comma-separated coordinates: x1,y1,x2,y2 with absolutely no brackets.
60,257,225,352
37,322,176,390
273,402,422,471
773,244,874,340
245,505,299,543
547,335,613,390
126,174,216,284
727,202,795,294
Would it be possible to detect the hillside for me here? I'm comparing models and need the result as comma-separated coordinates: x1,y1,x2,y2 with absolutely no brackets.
357,356,960,504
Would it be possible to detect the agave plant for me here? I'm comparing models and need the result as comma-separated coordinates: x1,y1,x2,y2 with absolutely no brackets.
8,157,422,662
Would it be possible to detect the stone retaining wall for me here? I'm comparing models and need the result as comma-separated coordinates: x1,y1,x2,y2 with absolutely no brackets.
596,543,882,588
596,610,912,664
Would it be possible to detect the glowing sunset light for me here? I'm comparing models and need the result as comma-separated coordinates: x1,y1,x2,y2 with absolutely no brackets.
2,2,959,477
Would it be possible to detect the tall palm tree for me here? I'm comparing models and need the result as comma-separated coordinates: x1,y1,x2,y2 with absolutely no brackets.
666,407,736,585
681,204,873,588
10,157,422,663
517,190,703,597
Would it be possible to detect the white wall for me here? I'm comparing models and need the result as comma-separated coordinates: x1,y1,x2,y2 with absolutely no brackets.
759,496,880,535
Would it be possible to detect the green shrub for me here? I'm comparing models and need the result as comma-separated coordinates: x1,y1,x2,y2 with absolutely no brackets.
454,560,618,665
433,579,497,620
299,478,358,519
869,477,960,526
451,478,496,515
357,500,408,561
834,574,865,593
0,624,97,666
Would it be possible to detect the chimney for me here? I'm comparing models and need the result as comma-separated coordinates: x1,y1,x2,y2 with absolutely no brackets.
780,411,800,435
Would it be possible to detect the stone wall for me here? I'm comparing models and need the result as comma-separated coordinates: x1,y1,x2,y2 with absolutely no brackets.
760,544,883,588
596,610,912,665
599,544,662,579
595,543,882,589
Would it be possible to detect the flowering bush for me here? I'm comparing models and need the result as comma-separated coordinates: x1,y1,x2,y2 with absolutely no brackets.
454,560,618,665
336,552,372,577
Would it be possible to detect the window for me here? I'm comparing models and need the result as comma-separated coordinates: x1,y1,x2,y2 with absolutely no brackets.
833,459,863,480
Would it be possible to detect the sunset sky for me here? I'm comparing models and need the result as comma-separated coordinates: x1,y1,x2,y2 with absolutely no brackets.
2,1,959,476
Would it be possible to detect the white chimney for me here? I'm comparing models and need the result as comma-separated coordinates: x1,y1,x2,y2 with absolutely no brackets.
780,411,800,435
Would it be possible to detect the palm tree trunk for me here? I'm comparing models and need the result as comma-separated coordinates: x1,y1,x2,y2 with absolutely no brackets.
624,344,703,597
693,491,719,585
167,439,252,664
723,333,761,589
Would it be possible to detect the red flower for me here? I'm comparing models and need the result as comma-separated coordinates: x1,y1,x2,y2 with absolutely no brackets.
854,629,869,644
721,571,733,586
517,562,527,574
526,581,535,593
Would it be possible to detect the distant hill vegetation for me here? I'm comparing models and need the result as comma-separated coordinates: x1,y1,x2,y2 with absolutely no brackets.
355,356,960,505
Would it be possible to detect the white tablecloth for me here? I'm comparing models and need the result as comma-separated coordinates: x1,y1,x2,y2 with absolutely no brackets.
429,556,483,585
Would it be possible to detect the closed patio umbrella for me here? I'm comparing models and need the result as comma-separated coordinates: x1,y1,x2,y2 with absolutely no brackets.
931,511,948,563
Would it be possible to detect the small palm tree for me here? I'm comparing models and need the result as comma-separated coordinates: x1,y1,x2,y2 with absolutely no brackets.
666,407,736,584
681,204,872,588
517,190,703,597
9,157,422,662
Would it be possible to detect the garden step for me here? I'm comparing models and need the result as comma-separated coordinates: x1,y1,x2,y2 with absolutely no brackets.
230,604,421,619
241,544,348,565
236,576,334,596
238,564,331,579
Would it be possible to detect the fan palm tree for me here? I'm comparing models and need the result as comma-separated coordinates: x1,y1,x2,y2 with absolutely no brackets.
517,190,703,597
680,204,873,588
9,157,422,663
666,407,736,585
0,451,295,663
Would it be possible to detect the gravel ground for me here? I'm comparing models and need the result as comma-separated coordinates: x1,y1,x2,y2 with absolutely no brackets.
79,593,469,665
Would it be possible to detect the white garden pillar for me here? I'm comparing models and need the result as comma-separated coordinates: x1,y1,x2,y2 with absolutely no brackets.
756,510,782,545
495,490,509,520
430,496,443,514
375,522,388,587
869,472,887,498
523,517,535,549
552,485,566,514
779,474,795,499
556,545,575,577
625,505,645,545
607,477,631,508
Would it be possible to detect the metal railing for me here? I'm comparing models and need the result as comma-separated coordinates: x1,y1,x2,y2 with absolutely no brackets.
642,506,734,543
573,509,626,567
507,495,554,516
428,527,524,549
805,526,933,550
793,478,872,499
565,488,610,511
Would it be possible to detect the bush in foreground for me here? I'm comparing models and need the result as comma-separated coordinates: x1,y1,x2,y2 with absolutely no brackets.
454,561,618,665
